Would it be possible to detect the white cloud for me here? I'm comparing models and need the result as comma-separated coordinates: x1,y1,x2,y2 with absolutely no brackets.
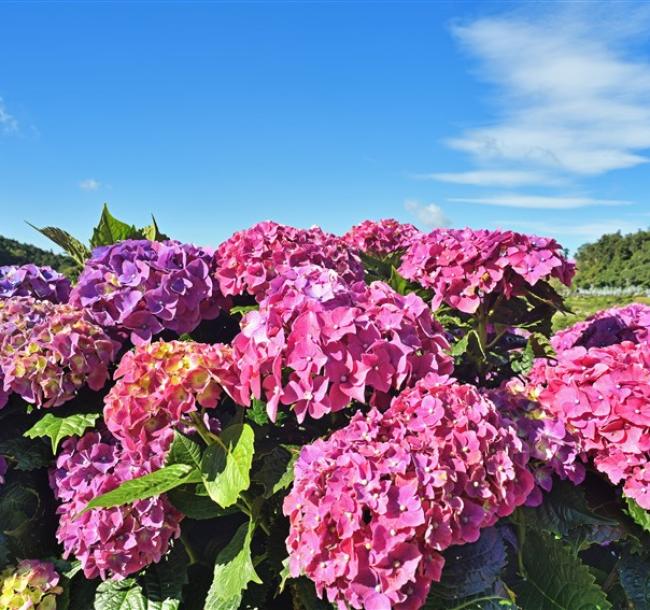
449,194,630,209
419,170,561,187
494,219,643,241
79,178,101,191
0,98,18,133
448,9,650,176
404,200,449,228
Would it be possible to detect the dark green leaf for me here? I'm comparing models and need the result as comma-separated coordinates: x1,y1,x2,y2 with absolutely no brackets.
94,579,147,610
618,550,650,609
166,432,203,471
167,484,237,520
252,447,296,498
142,544,189,610
26,223,90,267
24,413,100,453
90,203,140,248
246,398,271,426
0,437,51,471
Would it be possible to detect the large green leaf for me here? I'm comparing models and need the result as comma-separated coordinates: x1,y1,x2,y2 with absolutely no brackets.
24,413,100,453
204,521,262,610
82,464,201,513
141,544,189,610
90,204,140,248
94,579,147,610
0,437,51,471
166,432,203,470
618,551,650,610
512,530,611,610
625,497,650,534
26,223,90,267
201,424,254,508
252,446,297,498
167,484,237,520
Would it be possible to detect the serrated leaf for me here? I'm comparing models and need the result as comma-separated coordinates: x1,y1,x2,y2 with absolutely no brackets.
252,447,296,498
167,484,237,520
204,520,261,610
166,432,203,470
618,551,650,609
82,464,201,513
90,204,141,248
230,304,259,317
246,398,271,426
0,437,51,470
201,424,254,508
625,497,650,534
26,223,90,267
24,412,100,453
142,544,189,610
94,579,147,610
512,529,611,610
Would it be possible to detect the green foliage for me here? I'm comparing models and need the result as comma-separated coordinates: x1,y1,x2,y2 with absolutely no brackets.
0,437,51,471
618,551,650,609
0,234,76,276
204,521,261,610
625,497,650,534
24,412,100,453
166,432,203,470
201,424,255,508
252,446,297,499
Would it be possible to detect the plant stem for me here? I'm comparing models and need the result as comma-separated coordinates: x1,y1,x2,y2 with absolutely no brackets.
180,532,200,565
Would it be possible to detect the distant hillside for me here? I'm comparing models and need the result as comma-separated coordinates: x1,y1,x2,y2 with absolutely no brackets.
0,235,76,277
575,228,650,290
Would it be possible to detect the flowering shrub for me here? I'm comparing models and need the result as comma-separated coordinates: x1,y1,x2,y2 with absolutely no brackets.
342,219,422,257
215,221,364,300
70,240,224,345
0,560,63,610
231,265,452,422
50,430,183,580
0,264,71,303
0,214,648,610
284,377,533,610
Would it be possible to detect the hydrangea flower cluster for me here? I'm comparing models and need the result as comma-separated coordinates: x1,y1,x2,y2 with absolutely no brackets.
488,378,585,505
231,265,453,422
50,430,183,580
70,240,224,345
0,264,71,303
0,560,63,610
398,228,574,314
104,340,237,457
552,303,650,352
284,377,534,610
1,300,120,409
528,341,650,509
342,219,422,257
215,221,364,300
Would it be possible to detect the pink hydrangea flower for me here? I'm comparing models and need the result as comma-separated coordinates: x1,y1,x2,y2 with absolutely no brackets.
528,340,650,509
70,240,225,345
342,219,423,257
231,265,453,422
0,559,63,610
50,430,183,580
215,221,364,300
0,297,121,408
398,228,574,314
552,303,650,352
104,340,238,456
0,264,71,303
284,376,533,610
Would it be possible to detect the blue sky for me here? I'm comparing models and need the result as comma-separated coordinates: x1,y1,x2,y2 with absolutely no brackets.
1,1,649,254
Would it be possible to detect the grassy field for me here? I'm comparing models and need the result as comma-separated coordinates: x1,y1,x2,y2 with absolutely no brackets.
552,294,650,332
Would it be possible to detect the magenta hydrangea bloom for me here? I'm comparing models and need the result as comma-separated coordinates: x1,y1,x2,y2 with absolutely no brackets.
342,219,423,257
0,299,120,409
488,378,585,505
70,240,224,345
50,430,183,580
0,559,63,610
284,377,533,610
0,455,6,487
215,221,364,300
104,340,238,457
0,264,71,303
528,340,650,509
398,228,574,314
552,303,650,352
231,265,453,422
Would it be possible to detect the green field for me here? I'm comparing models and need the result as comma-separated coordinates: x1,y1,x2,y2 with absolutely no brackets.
552,294,650,332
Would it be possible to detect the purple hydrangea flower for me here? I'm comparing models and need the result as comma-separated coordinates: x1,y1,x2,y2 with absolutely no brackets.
0,264,71,303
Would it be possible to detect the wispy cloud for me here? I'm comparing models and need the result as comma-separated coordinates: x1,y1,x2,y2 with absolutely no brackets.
79,178,101,191
404,200,449,228
493,219,644,242
449,194,630,210
0,98,18,134
418,170,561,188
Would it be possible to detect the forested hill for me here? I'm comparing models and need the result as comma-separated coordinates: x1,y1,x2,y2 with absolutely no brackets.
575,228,650,289
0,235,75,276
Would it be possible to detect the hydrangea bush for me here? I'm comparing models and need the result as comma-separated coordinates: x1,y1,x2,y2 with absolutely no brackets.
1,212,649,610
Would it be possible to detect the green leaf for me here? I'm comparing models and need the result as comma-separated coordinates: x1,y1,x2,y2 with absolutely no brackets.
451,332,471,357
618,551,650,609
625,497,650,534
229,304,259,317
24,413,100,453
252,447,295,498
82,464,202,513
388,266,409,295
0,437,51,470
90,203,141,248
141,215,168,241
26,223,90,267
166,432,203,470
94,579,147,610
204,521,261,610
246,398,271,426
291,578,333,610
512,530,611,610
167,484,237,520
141,544,189,610
201,424,254,508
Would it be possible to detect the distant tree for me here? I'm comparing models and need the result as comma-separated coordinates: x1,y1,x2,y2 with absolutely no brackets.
0,235,76,278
